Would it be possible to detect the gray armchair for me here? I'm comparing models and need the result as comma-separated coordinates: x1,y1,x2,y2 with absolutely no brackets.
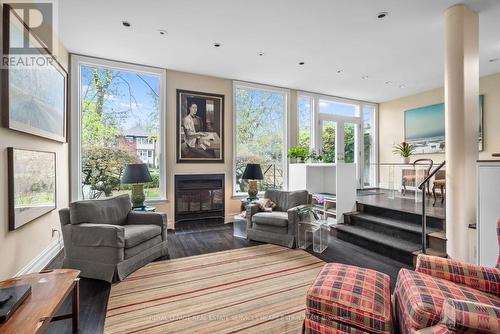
59,194,168,282
246,189,308,248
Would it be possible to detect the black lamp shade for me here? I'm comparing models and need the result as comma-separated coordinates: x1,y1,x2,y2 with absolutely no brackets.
122,164,152,184
242,163,263,180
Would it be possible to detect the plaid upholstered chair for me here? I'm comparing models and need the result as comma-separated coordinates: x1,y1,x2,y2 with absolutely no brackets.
393,219,500,334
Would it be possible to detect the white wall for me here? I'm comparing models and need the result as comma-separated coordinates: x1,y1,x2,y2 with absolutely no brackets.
0,2,70,279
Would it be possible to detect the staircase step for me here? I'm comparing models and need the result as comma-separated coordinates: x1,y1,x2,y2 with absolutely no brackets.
357,202,445,230
428,231,447,252
351,213,439,234
332,224,420,266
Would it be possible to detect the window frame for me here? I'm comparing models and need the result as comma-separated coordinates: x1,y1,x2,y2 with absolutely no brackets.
70,54,167,203
232,81,291,197
296,94,315,149
296,91,378,188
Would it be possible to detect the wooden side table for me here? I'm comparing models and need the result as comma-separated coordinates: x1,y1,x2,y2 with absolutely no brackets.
0,269,80,334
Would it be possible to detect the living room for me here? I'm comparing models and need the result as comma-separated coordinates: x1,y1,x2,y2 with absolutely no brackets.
1,1,499,333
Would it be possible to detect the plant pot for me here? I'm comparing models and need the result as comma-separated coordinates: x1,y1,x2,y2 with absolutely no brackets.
402,156,411,164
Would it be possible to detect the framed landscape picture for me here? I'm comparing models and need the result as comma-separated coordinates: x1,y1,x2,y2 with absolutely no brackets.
7,148,57,230
176,89,224,163
2,4,68,142
404,95,484,154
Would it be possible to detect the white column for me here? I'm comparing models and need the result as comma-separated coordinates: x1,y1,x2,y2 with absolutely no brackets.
444,5,479,261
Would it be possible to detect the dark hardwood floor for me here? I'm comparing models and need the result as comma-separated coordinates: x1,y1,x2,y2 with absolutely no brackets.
45,223,408,334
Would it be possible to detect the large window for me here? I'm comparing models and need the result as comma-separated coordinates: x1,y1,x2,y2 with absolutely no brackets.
319,100,359,117
71,56,166,201
233,82,289,195
363,105,377,187
297,92,377,188
297,95,313,148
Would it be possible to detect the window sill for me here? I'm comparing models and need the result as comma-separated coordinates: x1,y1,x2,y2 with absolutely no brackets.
145,198,168,204
231,192,268,200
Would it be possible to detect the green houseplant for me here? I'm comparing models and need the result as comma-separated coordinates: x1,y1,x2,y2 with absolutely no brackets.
392,141,415,163
287,146,310,163
309,150,323,163
299,206,320,221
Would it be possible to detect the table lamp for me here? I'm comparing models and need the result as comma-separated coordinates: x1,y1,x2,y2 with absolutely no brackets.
242,163,263,200
122,163,152,208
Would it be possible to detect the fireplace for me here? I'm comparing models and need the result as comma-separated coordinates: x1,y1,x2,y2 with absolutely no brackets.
174,174,225,224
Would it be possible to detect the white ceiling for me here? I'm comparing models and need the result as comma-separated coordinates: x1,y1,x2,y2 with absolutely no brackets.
59,0,500,103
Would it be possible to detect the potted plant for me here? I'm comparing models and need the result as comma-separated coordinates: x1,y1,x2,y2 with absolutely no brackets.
392,141,415,163
309,150,323,163
287,146,310,163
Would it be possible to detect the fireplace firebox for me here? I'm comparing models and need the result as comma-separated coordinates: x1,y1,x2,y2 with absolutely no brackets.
174,174,225,224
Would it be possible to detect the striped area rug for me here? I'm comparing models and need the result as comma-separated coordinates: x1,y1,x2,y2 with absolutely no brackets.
104,244,325,333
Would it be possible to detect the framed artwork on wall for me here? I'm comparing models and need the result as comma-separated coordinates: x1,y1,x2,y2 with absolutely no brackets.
7,148,57,230
2,4,68,142
404,95,484,154
176,89,224,163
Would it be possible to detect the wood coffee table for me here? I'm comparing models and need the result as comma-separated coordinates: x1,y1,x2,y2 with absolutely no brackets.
0,269,80,334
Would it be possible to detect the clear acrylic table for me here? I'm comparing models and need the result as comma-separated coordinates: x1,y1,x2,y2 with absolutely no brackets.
297,219,330,253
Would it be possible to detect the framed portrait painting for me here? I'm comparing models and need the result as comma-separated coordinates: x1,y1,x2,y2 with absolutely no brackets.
2,4,68,142
177,89,224,163
7,148,57,230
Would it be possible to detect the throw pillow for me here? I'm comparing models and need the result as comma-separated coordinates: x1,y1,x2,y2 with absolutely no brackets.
256,198,276,212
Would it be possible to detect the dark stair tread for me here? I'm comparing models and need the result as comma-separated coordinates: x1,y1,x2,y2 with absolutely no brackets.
334,224,421,253
428,231,447,240
357,201,445,221
351,213,440,235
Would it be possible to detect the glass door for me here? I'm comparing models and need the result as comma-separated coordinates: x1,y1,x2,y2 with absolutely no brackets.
343,122,357,164
320,120,337,163
362,105,378,188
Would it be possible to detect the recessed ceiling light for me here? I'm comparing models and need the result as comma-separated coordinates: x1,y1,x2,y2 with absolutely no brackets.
377,11,388,19
158,29,167,36
299,61,305,65
122,21,131,27
489,58,499,63
361,75,369,80
213,42,221,48
337,69,344,74
399,84,406,88
258,52,265,56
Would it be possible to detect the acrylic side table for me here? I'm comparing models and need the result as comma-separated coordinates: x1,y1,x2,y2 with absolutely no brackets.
297,220,330,253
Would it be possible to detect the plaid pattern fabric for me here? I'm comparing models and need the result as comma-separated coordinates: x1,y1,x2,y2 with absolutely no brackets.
304,310,372,334
416,254,500,297
497,219,500,270
394,268,500,331
441,299,500,333
305,263,392,334
413,324,451,334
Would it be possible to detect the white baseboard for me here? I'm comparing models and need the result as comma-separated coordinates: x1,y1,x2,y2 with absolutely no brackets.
15,238,63,277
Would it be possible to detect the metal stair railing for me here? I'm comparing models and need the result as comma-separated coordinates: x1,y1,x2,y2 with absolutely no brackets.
417,160,446,254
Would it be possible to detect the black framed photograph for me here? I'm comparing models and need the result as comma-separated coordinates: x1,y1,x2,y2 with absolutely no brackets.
2,4,68,142
176,89,224,163
7,148,57,230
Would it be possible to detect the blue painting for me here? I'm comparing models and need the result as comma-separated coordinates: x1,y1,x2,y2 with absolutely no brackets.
404,96,483,154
